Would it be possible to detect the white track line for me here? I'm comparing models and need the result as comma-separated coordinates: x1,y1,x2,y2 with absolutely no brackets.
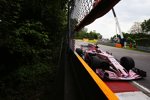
133,81,150,93
116,91,150,100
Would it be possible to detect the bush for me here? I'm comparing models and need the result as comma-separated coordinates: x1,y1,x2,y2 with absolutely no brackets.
0,63,55,100
0,0,67,99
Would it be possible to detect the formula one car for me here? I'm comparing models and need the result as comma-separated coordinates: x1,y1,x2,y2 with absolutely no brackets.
76,44,146,80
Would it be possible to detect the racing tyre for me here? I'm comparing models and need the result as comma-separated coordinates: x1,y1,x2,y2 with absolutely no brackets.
100,61,110,70
91,56,101,71
91,56,109,71
75,48,83,57
120,56,135,71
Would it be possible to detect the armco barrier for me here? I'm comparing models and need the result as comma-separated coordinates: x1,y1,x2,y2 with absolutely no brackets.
136,46,150,52
55,48,118,100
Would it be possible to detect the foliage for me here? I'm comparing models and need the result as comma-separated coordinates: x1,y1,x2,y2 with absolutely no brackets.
110,34,119,42
141,19,150,33
0,63,55,100
111,32,150,47
0,0,68,67
74,28,101,40
0,0,68,99
129,22,142,34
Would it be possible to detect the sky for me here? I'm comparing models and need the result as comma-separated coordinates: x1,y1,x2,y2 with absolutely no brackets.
85,0,150,39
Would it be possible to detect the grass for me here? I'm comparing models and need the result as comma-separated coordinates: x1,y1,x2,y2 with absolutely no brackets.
124,46,137,50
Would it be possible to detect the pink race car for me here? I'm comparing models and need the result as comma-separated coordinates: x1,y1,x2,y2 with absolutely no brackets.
76,44,146,80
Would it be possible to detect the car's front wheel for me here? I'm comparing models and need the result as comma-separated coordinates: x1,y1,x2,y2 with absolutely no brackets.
91,56,109,71
120,56,135,71
90,56,101,71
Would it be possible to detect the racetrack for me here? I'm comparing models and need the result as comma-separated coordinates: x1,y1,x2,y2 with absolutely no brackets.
75,40,150,95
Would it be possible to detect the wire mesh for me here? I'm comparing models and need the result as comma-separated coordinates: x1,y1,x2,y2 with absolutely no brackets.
69,0,120,33
71,0,95,25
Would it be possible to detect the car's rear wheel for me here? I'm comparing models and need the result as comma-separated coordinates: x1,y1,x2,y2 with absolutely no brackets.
120,56,135,71
75,48,83,57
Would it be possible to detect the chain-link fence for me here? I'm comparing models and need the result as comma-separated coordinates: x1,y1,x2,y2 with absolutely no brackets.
71,0,95,24
70,0,120,32
55,1,121,99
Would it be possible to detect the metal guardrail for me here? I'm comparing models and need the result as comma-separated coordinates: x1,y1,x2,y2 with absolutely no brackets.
136,46,150,52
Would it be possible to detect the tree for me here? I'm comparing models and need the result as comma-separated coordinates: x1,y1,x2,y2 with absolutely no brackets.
141,19,150,34
74,29,100,39
129,22,142,34
98,33,102,39
0,0,68,99
0,0,68,65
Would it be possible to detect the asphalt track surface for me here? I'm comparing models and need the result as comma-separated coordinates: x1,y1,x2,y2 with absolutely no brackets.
75,40,150,91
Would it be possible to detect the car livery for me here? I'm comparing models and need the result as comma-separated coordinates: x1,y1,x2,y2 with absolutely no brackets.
76,44,146,80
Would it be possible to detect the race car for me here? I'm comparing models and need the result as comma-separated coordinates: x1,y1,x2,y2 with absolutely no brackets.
76,44,146,80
